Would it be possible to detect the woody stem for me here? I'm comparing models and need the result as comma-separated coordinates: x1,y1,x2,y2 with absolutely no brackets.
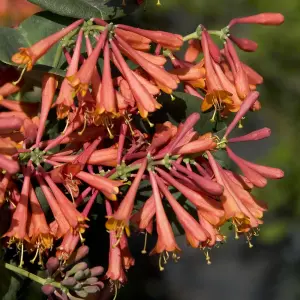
4,263,61,289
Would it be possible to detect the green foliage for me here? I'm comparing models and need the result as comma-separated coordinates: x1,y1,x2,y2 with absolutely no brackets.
28,0,140,20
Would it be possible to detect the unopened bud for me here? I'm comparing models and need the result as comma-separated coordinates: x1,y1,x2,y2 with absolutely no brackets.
73,245,89,262
229,13,284,27
74,270,85,281
90,266,104,277
73,282,83,290
41,284,55,296
75,290,88,298
66,262,88,278
61,277,77,288
84,277,98,285
46,257,60,276
229,36,258,52
84,286,100,294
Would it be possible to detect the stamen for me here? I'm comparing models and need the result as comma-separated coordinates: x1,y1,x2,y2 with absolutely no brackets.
204,250,212,265
30,245,40,264
19,242,24,268
78,113,88,136
159,253,165,271
156,0,162,6
79,231,85,243
141,232,148,254
145,118,154,128
12,67,26,86
112,281,119,300
62,117,70,134
124,113,135,136
210,107,217,123
170,94,175,101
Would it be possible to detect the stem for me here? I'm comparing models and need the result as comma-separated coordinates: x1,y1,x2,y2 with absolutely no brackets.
52,45,63,68
183,31,200,42
108,159,165,180
4,263,61,289
88,25,106,31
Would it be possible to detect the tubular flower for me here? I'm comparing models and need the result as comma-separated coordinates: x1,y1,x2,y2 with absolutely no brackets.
149,172,181,270
68,28,108,97
3,164,31,267
11,19,84,71
28,184,53,262
0,12,286,280
55,29,83,119
106,158,147,241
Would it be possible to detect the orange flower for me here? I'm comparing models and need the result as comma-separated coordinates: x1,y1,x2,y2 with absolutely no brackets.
11,19,83,71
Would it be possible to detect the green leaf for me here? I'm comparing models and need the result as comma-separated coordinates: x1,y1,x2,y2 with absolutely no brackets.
0,264,22,300
29,0,140,20
0,11,75,69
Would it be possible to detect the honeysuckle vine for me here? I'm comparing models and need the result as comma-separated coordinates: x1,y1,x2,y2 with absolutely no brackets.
0,9,285,300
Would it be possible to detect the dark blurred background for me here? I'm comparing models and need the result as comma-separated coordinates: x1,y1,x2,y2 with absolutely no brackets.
1,0,299,299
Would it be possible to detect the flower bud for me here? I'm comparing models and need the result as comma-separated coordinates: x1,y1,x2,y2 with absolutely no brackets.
73,245,89,263
46,256,60,276
228,128,271,143
83,286,100,294
75,290,88,298
229,36,258,52
84,277,98,285
73,282,83,290
41,284,55,296
229,13,284,27
90,266,104,277
74,270,85,281
66,262,88,278
61,277,77,288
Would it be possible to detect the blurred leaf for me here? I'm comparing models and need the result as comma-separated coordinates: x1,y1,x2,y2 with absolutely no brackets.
29,0,140,20
259,220,288,244
0,264,22,300
35,186,50,216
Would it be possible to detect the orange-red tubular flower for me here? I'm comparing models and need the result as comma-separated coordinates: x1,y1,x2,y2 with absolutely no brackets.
11,19,84,71
3,164,31,267
200,30,233,113
85,35,102,110
105,200,127,287
0,154,19,174
229,35,258,52
229,13,284,27
115,35,178,91
36,173,70,238
41,169,87,233
56,29,83,119
149,171,181,269
110,39,161,118
75,171,122,195
98,41,117,114
184,39,202,63
28,184,53,254
35,74,57,145
206,151,263,239
0,83,20,97
117,24,183,49
105,158,147,240
68,28,108,97
225,39,250,99
156,175,208,248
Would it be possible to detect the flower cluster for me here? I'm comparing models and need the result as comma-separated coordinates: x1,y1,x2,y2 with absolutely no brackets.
0,12,284,299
